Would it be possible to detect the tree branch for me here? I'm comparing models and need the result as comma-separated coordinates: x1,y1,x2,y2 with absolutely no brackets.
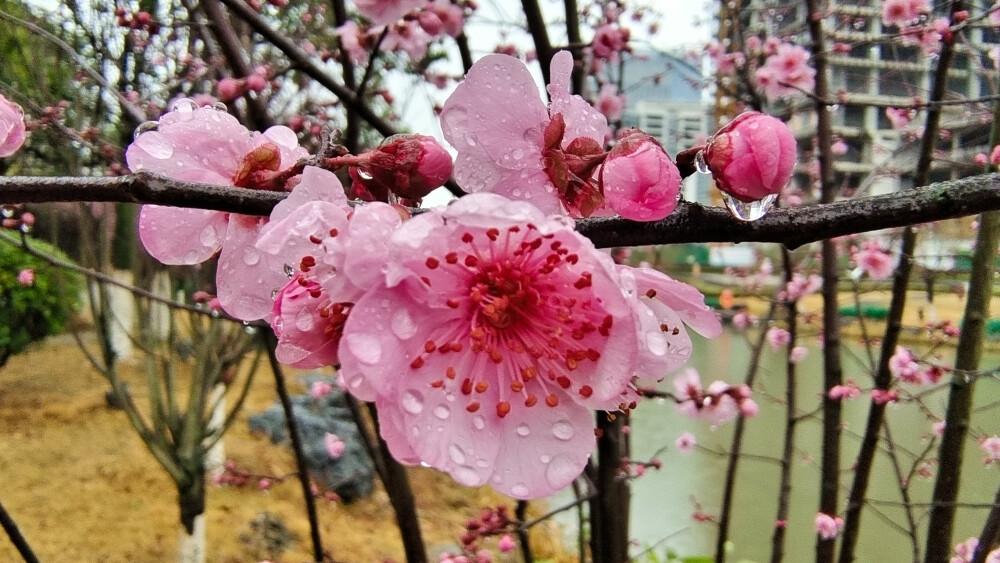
2,172,998,248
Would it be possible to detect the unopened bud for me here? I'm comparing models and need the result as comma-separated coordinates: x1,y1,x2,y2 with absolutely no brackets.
703,111,797,203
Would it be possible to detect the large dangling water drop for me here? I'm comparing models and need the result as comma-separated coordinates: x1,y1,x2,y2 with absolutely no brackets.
694,150,712,174
722,193,777,222
133,120,159,141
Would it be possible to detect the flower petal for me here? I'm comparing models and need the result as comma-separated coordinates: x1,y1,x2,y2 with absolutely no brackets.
138,205,227,265
217,214,287,321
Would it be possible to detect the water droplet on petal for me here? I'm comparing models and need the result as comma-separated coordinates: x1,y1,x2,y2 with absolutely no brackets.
243,246,260,265
645,331,668,356
694,150,711,174
472,415,486,430
345,333,382,365
295,308,315,331
433,404,451,420
448,444,466,464
516,423,531,437
390,309,417,340
453,465,481,487
169,97,199,114
213,101,229,112
282,264,295,277
540,454,551,464
511,483,530,497
552,420,575,441
184,250,201,265
545,455,581,488
722,193,777,221
135,131,174,159
401,390,424,414
199,225,219,247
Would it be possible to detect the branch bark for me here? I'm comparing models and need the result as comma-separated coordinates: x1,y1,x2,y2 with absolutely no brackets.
2,173,1000,248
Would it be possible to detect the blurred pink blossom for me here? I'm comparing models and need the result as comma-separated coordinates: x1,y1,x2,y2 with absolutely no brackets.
592,24,630,62
886,107,913,130
789,346,809,363
16,268,34,286
595,83,626,122
766,327,791,350
497,534,516,553
311,380,334,399
814,512,844,540
980,436,1000,464
0,93,27,157
854,241,894,280
324,433,346,459
882,0,929,26
353,0,424,25
675,431,697,453
755,43,816,100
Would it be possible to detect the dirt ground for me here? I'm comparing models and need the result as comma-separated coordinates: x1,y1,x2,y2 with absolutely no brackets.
0,335,567,563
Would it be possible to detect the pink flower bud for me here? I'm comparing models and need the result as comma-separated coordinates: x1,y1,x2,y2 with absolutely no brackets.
353,134,454,201
0,94,28,158
217,78,245,102
600,130,681,221
324,433,346,459
246,74,268,93
497,534,516,553
703,111,797,203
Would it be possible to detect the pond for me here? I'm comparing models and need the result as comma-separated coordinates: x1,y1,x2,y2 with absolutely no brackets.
555,327,1000,562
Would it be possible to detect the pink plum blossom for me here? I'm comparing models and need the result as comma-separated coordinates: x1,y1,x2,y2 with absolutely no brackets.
595,83,626,122
871,389,899,405
441,51,611,216
592,24,630,62
126,102,309,320
324,432,346,459
620,266,722,383
854,241,894,280
336,21,370,64
600,130,681,221
382,20,433,61
256,180,404,365
337,193,667,499
889,346,924,383
933,420,946,437
828,381,862,400
0,93,27,158
702,111,797,203
497,534,516,553
980,436,1000,464
789,346,809,363
353,0,424,25
16,268,34,286
731,312,753,330
675,431,696,453
754,43,816,100
311,380,334,399
217,77,244,102
672,369,752,426
766,327,791,350
882,0,929,27
781,273,822,302
815,512,844,540
886,107,913,130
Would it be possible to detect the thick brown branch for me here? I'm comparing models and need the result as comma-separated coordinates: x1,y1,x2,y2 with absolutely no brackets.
2,173,1000,248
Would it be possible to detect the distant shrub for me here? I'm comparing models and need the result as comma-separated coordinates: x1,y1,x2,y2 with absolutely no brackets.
0,237,83,365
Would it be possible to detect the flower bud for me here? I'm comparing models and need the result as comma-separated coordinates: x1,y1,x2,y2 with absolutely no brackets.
600,130,681,221
217,78,245,102
352,134,453,201
0,94,27,158
271,276,341,368
245,73,268,93
703,111,796,203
